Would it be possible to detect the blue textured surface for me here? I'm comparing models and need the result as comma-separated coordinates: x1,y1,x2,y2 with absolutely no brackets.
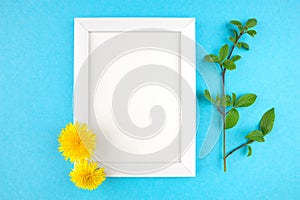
0,0,299,199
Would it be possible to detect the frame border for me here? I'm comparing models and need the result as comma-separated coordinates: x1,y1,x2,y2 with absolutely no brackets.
74,18,195,177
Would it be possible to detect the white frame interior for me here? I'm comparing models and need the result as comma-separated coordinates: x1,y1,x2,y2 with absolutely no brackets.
74,18,196,177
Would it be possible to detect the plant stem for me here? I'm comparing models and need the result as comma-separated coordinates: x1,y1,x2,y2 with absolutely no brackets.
221,32,244,172
225,140,253,158
216,105,225,115
221,69,226,172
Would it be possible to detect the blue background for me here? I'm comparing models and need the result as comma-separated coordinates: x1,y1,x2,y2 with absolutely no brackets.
0,0,299,199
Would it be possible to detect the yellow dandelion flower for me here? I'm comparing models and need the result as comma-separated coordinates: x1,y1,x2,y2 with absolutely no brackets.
58,122,96,162
70,160,106,190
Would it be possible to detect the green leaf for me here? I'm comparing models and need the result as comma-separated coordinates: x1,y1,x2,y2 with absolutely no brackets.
247,30,257,37
219,44,229,61
204,54,219,62
240,42,250,50
215,95,221,105
237,42,242,48
231,55,241,61
246,18,257,28
230,20,244,32
229,36,235,43
260,108,275,135
223,59,236,70
235,94,257,107
226,95,233,106
232,93,237,106
221,95,232,106
225,108,239,129
245,130,265,142
247,146,252,157
230,20,242,26
231,29,238,39
204,89,213,102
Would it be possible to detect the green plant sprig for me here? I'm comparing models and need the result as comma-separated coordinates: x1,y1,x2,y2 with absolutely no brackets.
203,18,275,172
225,107,275,158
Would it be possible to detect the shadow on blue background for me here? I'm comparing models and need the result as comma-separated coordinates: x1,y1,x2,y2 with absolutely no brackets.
0,0,299,199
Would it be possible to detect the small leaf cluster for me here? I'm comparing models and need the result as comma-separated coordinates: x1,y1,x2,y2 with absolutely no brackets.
204,18,257,71
245,108,275,156
229,18,257,48
204,90,257,129
204,44,237,70
204,89,275,157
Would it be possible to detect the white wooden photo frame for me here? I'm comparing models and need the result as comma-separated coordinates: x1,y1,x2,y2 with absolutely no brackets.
74,18,196,177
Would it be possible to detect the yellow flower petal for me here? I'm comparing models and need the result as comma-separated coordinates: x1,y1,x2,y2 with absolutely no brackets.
58,122,96,162
70,160,106,190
